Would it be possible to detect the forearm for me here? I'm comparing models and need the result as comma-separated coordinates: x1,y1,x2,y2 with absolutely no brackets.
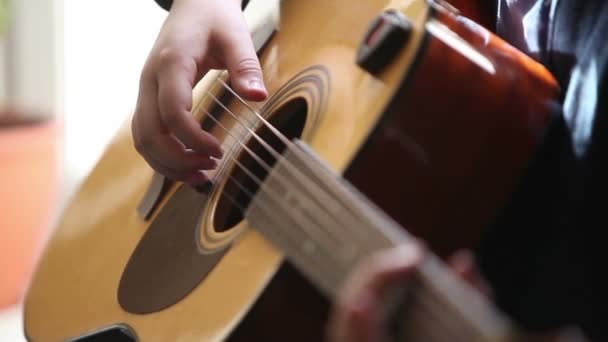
153,0,249,11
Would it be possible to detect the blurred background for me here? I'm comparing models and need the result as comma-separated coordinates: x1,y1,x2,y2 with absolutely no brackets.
0,1,166,340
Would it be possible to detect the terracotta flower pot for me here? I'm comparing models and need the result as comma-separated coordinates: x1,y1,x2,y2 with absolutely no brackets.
0,112,59,308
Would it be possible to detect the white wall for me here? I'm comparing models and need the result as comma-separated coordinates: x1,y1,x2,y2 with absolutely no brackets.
1,0,63,117
62,0,166,200
1,0,167,201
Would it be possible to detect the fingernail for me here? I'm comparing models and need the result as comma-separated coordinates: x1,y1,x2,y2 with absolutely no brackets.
214,147,224,159
248,79,266,91
208,143,223,159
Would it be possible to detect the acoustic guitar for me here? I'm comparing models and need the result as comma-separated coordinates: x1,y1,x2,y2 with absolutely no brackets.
24,0,559,340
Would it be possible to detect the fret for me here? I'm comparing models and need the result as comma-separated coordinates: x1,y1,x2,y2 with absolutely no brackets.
245,139,516,341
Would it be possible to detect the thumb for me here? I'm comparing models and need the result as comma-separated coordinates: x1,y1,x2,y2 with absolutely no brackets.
221,21,268,102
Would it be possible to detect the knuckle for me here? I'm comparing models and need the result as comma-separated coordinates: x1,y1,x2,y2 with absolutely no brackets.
234,57,261,75
158,47,195,72
158,47,184,64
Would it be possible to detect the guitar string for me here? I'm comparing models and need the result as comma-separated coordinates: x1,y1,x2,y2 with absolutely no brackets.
210,78,381,251
201,102,358,275
219,171,462,342
195,73,365,268
218,160,468,341
219,175,349,291
215,75,478,333
204,90,372,245
197,72,376,254
208,141,463,341
192,74,388,288
185,73,483,340
190,76,343,284
201,99,343,249
217,77,291,146
212,80,472,340
191,74,362,281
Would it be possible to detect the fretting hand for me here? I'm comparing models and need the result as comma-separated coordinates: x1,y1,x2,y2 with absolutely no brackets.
326,243,424,342
326,244,588,342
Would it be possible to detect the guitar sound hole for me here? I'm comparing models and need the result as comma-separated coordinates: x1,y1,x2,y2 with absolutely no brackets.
213,98,308,232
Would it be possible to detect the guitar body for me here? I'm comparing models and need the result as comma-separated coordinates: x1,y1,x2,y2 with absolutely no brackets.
449,0,496,30
24,0,558,341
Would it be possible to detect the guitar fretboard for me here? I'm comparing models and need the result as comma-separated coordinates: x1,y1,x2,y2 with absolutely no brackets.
245,139,515,341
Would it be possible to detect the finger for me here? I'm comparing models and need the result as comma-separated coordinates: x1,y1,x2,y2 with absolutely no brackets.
448,250,493,298
357,243,425,296
217,15,268,101
133,113,217,185
328,290,380,342
139,150,211,185
156,50,223,158
135,116,220,171
133,78,221,182
328,244,424,342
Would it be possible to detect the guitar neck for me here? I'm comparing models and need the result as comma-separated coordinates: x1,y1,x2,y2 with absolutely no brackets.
245,139,516,341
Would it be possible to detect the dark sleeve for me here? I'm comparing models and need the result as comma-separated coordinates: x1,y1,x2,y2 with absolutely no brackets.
154,0,249,11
